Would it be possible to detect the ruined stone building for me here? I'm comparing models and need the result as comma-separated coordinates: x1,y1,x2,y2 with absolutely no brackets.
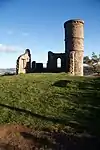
16,49,31,74
16,19,84,76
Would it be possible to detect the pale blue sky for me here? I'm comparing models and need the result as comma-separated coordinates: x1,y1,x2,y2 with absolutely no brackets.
0,0,100,68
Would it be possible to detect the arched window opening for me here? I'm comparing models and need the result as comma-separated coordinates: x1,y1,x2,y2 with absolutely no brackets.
57,58,61,68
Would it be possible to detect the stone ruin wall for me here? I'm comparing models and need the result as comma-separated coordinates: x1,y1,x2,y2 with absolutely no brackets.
64,19,84,76
16,19,84,76
16,49,31,74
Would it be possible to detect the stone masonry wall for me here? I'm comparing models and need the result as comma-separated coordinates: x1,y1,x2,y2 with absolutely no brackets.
74,51,84,76
16,49,31,74
64,19,84,76
69,51,75,75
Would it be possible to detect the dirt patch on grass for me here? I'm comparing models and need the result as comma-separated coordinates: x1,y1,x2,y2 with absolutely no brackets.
0,124,37,150
0,124,55,150
0,124,100,150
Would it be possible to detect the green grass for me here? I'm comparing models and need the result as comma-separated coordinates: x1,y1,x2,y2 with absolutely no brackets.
0,73,100,137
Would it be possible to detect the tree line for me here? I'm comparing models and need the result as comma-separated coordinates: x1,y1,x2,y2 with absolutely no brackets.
84,52,100,74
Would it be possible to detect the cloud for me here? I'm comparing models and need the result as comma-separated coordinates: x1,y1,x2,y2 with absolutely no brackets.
0,44,23,53
7,30,29,37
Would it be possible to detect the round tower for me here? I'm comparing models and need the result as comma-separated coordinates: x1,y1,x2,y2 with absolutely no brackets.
64,19,84,76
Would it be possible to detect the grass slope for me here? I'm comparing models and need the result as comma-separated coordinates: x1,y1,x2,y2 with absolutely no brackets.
0,73,100,137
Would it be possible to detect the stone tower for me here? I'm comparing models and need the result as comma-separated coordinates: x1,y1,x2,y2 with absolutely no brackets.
64,19,84,76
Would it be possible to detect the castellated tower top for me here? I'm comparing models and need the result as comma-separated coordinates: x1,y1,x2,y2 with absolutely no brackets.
64,19,84,27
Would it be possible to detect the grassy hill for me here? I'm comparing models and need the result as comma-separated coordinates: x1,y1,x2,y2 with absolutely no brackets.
0,73,100,133
0,73,100,149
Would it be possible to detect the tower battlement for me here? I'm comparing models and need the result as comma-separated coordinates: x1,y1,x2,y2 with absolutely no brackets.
64,19,84,27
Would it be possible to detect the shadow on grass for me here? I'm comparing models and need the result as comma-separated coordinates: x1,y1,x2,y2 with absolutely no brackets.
0,103,67,124
53,77,100,89
0,101,100,137
77,79,100,90
65,78,100,136
20,132,55,149
52,80,71,87
0,104,86,131
1,73,15,77
0,131,99,150
19,131,100,150
52,78,100,136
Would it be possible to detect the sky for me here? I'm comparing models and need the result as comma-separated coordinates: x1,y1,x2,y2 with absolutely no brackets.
0,0,100,68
